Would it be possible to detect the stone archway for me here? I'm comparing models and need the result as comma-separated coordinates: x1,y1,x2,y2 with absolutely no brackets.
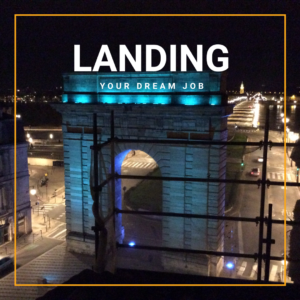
53,70,230,277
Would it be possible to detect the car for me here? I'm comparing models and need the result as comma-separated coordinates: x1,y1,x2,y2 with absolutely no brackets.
0,257,13,273
250,168,260,176
257,157,263,162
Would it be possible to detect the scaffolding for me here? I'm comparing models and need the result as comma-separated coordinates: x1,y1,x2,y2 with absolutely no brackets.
90,107,300,283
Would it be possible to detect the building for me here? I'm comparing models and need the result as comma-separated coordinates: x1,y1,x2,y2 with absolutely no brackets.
0,111,31,245
52,71,232,277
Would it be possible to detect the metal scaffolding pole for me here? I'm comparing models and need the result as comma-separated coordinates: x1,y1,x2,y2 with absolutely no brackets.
93,113,100,259
90,108,299,281
257,106,269,281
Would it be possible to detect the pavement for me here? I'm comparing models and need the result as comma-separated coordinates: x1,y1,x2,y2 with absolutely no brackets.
0,164,79,299
0,243,94,300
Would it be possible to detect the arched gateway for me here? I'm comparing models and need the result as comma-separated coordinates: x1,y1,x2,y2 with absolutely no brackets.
52,71,232,277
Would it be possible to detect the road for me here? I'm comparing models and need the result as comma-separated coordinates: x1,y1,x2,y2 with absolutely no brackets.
226,101,296,282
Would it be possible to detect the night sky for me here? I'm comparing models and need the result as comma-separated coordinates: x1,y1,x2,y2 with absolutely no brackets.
1,3,300,93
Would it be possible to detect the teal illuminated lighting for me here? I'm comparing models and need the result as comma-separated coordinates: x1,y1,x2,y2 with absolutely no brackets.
63,72,225,105
73,94,94,104
152,95,170,105
209,95,221,105
177,95,221,106
64,94,221,106
100,95,116,104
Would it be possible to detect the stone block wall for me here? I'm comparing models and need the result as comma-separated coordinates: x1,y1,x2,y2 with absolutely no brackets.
53,102,231,276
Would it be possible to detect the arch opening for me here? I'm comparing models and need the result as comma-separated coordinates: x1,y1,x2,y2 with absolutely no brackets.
114,149,162,250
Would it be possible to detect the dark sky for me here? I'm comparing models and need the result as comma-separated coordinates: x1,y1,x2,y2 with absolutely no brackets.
1,2,300,93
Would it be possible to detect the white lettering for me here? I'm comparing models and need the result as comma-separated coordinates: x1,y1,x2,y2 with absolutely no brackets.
146,45,167,71
199,83,204,89
99,83,105,89
137,83,142,89
153,83,157,89
124,83,129,89
183,83,187,89
190,83,196,89
145,83,150,89
108,83,113,89
207,44,229,72
116,83,122,89
74,45,92,71
74,44,229,72
93,45,117,72
168,83,175,89
181,45,203,72
170,45,176,71
119,45,142,71
160,83,165,89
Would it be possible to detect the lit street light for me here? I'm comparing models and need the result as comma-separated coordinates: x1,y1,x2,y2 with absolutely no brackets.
49,133,53,139
27,133,30,138
30,188,36,195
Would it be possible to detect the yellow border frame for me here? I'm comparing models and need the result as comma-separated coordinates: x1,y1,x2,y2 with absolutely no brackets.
14,14,287,287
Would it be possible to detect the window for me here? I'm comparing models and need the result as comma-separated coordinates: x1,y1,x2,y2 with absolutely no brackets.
0,187,7,211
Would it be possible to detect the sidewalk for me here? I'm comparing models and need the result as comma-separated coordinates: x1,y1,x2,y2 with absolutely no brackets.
0,204,65,258
0,243,94,300
0,165,65,257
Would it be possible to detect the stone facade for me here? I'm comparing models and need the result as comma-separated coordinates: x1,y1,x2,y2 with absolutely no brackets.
0,113,32,245
53,71,232,277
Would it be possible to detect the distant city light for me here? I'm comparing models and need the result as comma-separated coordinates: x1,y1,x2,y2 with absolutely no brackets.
29,137,33,143
282,118,289,123
128,241,135,247
49,134,53,139
26,133,30,138
16,114,21,118
226,262,234,269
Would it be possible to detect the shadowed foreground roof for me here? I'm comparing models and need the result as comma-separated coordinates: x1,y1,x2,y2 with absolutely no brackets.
37,269,298,300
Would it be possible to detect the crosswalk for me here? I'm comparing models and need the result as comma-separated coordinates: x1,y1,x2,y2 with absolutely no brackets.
122,161,157,169
236,261,282,282
267,172,293,181
44,223,67,240
40,203,60,214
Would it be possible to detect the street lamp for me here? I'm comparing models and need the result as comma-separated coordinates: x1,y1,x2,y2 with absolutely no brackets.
29,137,33,143
49,133,53,139
30,188,36,195
27,133,30,138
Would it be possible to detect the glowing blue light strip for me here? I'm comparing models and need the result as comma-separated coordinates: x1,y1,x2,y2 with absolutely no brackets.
63,94,222,105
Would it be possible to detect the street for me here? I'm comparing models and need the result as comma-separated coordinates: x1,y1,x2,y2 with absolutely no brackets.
224,101,296,282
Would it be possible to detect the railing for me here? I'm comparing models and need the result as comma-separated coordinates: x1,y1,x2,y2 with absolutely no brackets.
90,107,300,283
